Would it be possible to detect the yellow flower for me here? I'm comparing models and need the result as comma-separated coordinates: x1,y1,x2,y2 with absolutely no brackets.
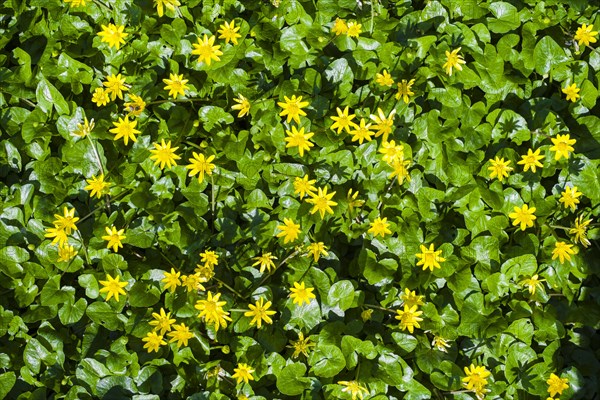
369,108,396,142
488,156,513,182
44,227,68,246
276,218,301,244
570,215,592,247
375,70,394,87
142,331,166,353
331,18,348,35
306,242,328,262
195,291,232,331
306,186,337,219
162,268,181,292
232,94,251,117
389,158,411,184
550,134,576,161
293,174,317,198
361,309,373,321
85,174,111,199
552,241,575,264
508,204,537,231
347,189,364,213
109,116,140,145
102,226,125,252
330,106,358,134
72,117,95,138
192,34,223,66
349,118,373,144
91,87,110,106
181,273,206,292
186,152,216,183
149,308,176,335
432,336,451,352
103,73,128,101
218,20,242,45
99,273,128,302
562,83,580,102
278,95,309,124
547,373,569,397
574,23,598,46
288,332,315,358
559,186,582,211
200,250,219,269
252,252,278,273
163,73,189,99
167,323,193,347
400,288,425,308
396,79,416,103
150,139,181,170
232,363,254,385
346,21,362,38
245,297,276,328
395,304,423,333
285,126,315,157
52,206,79,235
289,281,316,306
416,243,446,271
64,0,86,8
124,94,146,117
520,274,545,295
368,216,392,238
462,364,491,395
443,47,467,76
154,0,180,17
517,148,544,172
338,380,369,400
379,140,404,164
195,263,215,282
97,23,128,50
57,243,77,262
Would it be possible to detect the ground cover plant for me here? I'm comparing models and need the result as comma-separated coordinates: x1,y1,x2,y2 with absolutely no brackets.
1,0,600,399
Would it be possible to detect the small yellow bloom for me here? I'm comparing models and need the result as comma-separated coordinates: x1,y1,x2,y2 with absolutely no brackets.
91,87,110,106
288,332,315,358
337,380,369,400
443,47,467,76
109,116,140,145
395,304,423,333
400,288,425,308
347,189,364,213
520,274,545,295
379,140,405,164
278,95,309,124
552,241,575,264
103,73,128,101
149,308,176,335
369,108,396,142
195,291,232,331
244,297,276,328
181,273,206,292
276,218,301,244
550,134,576,161
562,83,581,102
192,34,223,65
389,158,411,184
368,216,392,238
306,242,328,262
547,373,569,397
375,70,394,87
232,363,254,385
559,186,582,211
124,94,146,117
72,117,95,138
517,148,544,172
349,118,373,144
85,174,111,199
149,139,181,170
509,204,537,231
432,336,451,352
488,156,513,182
102,226,126,252
569,215,592,247
218,20,242,45
52,206,80,235
331,18,348,35
330,106,358,134
293,174,317,198
200,249,219,269
163,73,189,99
186,152,216,183
396,79,416,103
97,23,128,50
99,273,128,302
306,187,337,219
142,331,166,353
574,23,598,47
289,281,316,306
167,323,194,347
231,94,251,117
154,0,180,17
162,268,181,292
64,0,86,8
462,364,491,395
57,243,77,262
346,21,362,38
252,252,277,273
416,243,446,271
285,126,315,157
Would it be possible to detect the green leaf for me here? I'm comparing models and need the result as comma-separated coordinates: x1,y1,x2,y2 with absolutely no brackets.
0,372,16,399
276,362,311,396
533,36,569,75
58,298,87,325
86,302,126,331
40,275,76,306
326,280,355,311
308,343,345,378
36,77,70,115
487,2,521,33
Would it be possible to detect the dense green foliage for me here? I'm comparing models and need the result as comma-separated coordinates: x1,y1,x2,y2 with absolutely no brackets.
1,0,599,399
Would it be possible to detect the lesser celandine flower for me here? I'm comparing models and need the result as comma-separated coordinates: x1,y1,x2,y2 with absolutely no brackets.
167,323,194,347
192,34,223,65
149,140,181,170
400,288,425,308
369,108,396,142
562,83,581,102
462,364,491,399
550,134,576,160
72,117,95,138
124,94,146,116
97,23,128,50
574,23,598,46
278,95,309,124
232,363,254,385
244,297,276,328
57,243,77,262
443,47,466,76
488,156,513,182
375,70,394,87
110,116,140,145
509,204,537,231
103,73,128,100
395,304,423,333
195,291,232,331
546,373,569,397
389,158,411,184
559,186,582,211
349,118,373,144
186,152,216,183
306,187,337,218
284,126,314,157
520,274,545,295
142,331,166,353
163,73,189,99
306,242,328,262
396,79,416,103
162,268,181,292
379,140,404,164
293,175,317,198
154,0,180,17
331,18,348,35
552,241,575,264
92,87,110,106
276,218,301,243
289,281,316,306
570,215,592,247
218,20,242,45
288,332,315,358
64,0,86,8
368,216,391,238
149,308,176,335
346,21,361,38
85,174,111,199
99,273,128,302
102,226,126,252
416,244,446,271
337,380,369,400
231,94,251,117
252,252,277,273
517,148,544,172
330,106,358,134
